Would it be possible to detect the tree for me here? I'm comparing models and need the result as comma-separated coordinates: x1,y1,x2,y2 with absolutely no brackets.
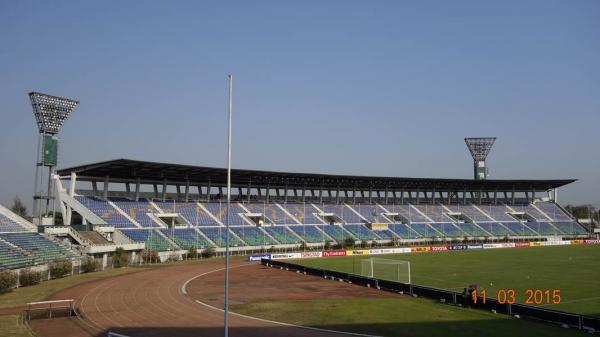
344,237,355,248
188,246,198,259
113,247,129,268
10,197,27,218
565,205,595,220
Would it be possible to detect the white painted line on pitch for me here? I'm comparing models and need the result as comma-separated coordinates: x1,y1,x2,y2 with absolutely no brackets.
182,264,383,337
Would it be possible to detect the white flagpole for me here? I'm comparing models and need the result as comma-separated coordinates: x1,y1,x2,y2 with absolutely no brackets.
224,74,233,337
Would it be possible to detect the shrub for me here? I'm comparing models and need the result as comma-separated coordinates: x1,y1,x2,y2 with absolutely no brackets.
187,247,198,259
0,270,18,293
299,241,308,251
19,269,43,286
113,247,129,268
201,247,216,259
167,253,179,262
344,237,355,248
49,259,72,279
81,257,100,273
324,240,332,250
141,250,159,263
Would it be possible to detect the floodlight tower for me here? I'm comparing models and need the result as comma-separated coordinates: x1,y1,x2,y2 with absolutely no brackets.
29,92,79,225
465,137,496,180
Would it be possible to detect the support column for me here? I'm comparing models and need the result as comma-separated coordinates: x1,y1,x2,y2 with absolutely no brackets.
135,178,140,201
103,176,109,200
162,180,167,202
206,181,211,202
185,181,190,201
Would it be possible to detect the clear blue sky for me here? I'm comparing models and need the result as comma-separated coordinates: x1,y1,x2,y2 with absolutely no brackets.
0,1,598,210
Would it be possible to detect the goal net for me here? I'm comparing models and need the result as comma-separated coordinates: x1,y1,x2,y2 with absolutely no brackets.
360,258,411,284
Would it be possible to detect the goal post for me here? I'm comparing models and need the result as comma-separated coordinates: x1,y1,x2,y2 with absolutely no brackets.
360,258,411,284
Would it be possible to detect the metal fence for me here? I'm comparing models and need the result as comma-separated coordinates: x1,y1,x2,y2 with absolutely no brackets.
262,259,600,332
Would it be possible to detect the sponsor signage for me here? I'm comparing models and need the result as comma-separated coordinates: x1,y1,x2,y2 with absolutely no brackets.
515,242,530,247
431,246,448,252
529,241,544,247
571,240,584,245
585,239,600,245
411,246,431,253
467,244,483,250
270,253,301,260
300,251,322,258
448,245,467,250
247,254,271,262
483,243,515,249
346,249,369,256
392,247,412,254
323,250,347,257
543,240,570,246
368,248,396,255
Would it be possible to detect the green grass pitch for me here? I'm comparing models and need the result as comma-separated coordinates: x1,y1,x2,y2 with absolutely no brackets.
232,245,598,336
292,244,600,316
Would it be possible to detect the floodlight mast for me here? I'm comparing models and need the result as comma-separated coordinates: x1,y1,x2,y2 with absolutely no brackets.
464,137,496,180
29,92,79,226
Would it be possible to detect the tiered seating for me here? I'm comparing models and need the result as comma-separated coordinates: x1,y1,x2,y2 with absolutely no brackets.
77,231,110,245
413,205,448,222
202,203,249,226
344,224,379,240
479,205,518,222
318,205,364,224
476,223,515,236
120,229,176,251
504,222,538,236
0,233,76,262
320,225,353,242
159,228,212,249
408,223,442,237
429,223,465,237
456,223,490,236
288,225,328,243
535,202,572,221
230,227,278,246
0,239,31,269
389,224,421,239
553,222,587,235
197,227,244,247
372,229,397,240
510,204,550,222
0,213,29,232
446,205,492,222
243,203,297,225
347,204,388,223
523,222,561,235
75,196,134,228
263,226,302,244
382,204,429,223
156,201,220,226
280,204,323,224
111,199,160,227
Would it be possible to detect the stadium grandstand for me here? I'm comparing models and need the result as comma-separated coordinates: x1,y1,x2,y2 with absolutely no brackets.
0,204,78,270
0,157,574,267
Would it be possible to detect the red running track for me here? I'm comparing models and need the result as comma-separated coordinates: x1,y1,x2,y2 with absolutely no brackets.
29,260,380,337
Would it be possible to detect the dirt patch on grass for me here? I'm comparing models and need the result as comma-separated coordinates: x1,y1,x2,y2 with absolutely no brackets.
186,264,398,308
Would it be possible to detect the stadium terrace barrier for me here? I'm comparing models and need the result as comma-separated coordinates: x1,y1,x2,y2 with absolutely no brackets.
254,239,600,263
261,259,600,332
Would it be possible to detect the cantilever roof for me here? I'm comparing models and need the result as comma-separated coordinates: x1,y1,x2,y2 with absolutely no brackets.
57,159,575,191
